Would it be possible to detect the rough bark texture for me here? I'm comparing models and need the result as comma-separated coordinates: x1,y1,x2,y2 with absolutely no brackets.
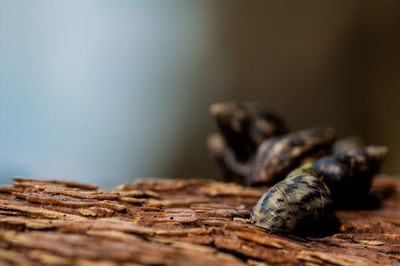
0,176,399,265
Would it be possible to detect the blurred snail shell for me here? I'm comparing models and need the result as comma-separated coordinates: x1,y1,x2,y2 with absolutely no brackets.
332,136,365,154
251,165,333,233
248,127,336,185
207,133,250,183
314,146,388,205
210,102,287,162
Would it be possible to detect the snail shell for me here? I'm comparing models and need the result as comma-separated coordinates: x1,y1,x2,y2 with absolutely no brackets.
332,136,365,154
207,133,250,183
248,127,336,185
210,102,287,162
251,165,333,233
314,145,388,205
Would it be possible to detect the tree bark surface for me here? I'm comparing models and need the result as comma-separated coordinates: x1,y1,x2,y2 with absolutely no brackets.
0,176,399,265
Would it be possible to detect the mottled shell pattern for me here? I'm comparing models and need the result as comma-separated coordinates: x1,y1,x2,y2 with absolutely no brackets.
251,165,333,233
248,127,336,185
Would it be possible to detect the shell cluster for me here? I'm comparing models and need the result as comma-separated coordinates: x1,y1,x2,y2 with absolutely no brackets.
208,101,388,233
207,102,335,185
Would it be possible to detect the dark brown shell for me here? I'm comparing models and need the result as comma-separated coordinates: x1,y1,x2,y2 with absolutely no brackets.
248,127,336,185
207,133,250,183
210,102,287,162
314,146,388,206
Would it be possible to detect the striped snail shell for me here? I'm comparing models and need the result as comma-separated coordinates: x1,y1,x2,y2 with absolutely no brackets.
251,164,333,233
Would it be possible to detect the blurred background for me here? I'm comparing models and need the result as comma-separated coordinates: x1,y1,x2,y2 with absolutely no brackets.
0,1,399,188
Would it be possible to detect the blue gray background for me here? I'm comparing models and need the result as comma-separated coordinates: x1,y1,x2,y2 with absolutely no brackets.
1,1,399,188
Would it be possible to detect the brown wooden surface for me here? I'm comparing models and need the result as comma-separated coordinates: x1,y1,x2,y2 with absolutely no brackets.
0,176,399,265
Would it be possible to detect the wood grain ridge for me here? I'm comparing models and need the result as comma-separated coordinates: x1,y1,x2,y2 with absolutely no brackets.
0,176,398,265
